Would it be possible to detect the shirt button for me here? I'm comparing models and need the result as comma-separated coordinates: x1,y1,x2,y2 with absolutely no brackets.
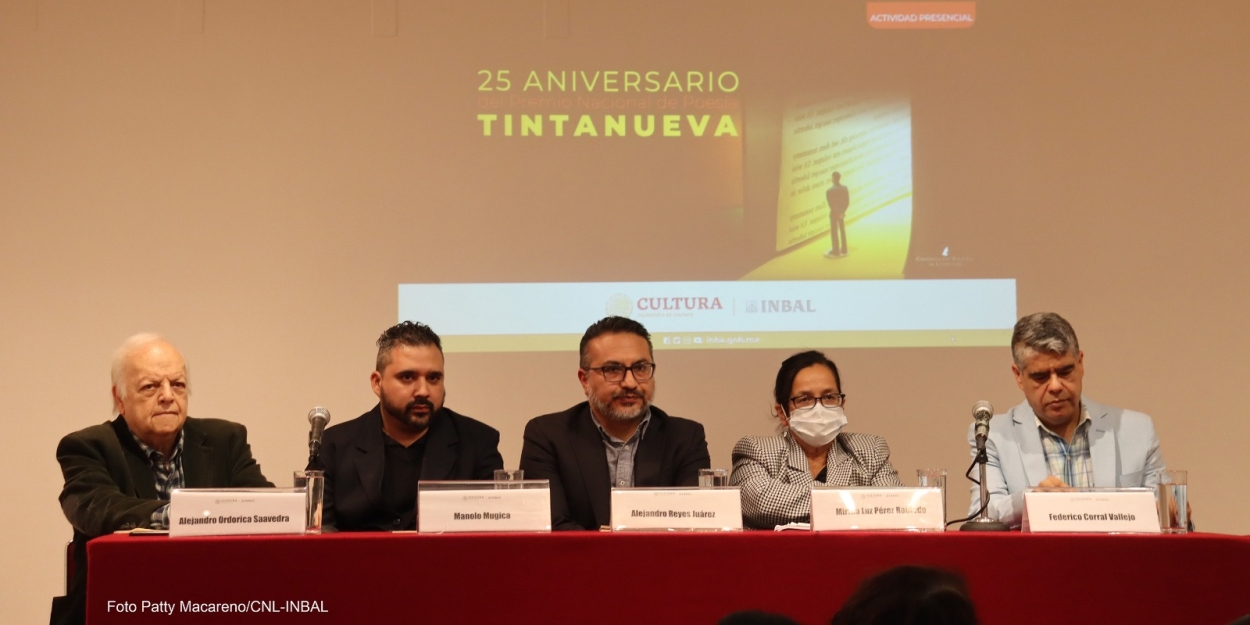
618,480,627,486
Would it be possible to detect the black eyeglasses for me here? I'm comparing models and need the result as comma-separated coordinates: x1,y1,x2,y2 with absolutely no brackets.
789,393,845,410
584,362,656,383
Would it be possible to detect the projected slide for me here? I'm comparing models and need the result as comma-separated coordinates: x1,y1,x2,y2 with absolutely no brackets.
396,4,1014,352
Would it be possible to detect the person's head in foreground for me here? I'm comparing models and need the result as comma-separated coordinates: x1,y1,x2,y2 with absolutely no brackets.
830,565,978,625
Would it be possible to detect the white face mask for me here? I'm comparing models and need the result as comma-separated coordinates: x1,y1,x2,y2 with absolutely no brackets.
787,404,848,447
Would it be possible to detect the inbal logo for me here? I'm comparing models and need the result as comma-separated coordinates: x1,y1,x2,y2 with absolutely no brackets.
744,300,817,313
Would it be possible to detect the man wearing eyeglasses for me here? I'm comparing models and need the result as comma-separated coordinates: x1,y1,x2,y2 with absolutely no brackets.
520,316,711,530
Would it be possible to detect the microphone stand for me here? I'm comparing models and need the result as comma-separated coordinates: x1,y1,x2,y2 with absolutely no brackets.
960,445,1009,532
307,436,322,469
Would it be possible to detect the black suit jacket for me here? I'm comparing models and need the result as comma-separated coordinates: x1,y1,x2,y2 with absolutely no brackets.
519,402,711,531
54,416,272,625
312,405,503,531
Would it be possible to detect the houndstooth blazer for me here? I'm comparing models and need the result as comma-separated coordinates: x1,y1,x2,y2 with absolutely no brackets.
730,430,902,529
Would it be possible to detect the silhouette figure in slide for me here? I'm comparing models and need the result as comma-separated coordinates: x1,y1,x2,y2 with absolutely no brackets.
824,171,849,259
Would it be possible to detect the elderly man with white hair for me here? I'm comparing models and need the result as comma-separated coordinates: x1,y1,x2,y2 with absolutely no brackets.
52,334,271,625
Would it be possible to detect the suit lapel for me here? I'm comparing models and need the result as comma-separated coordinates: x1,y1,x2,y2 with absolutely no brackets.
421,411,458,481
124,446,160,499
353,409,386,514
180,422,215,488
1013,404,1051,487
633,410,664,486
827,435,857,484
569,407,611,525
112,417,164,498
784,434,814,487
1085,401,1117,487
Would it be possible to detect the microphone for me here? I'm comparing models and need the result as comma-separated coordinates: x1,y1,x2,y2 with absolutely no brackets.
307,407,331,464
960,400,1009,532
972,400,993,443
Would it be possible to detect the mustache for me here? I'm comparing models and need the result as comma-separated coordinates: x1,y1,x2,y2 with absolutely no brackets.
406,398,435,412
613,390,645,400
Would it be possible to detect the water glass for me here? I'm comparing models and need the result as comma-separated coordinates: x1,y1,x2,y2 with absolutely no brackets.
698,468,729,488
917,468,947,524
1157,470,1188,534
293,470,324,534
494,468,524,489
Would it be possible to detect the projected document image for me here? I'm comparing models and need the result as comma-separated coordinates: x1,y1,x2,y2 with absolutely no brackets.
745,95,913,280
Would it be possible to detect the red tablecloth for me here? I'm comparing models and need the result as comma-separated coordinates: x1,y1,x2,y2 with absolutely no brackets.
87,531,1250,625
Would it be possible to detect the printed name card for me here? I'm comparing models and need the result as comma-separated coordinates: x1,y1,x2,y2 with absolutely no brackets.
417,480,552,533
610,487,743,531
810,487,944,532
1021,488,1160,533
170,489,306,537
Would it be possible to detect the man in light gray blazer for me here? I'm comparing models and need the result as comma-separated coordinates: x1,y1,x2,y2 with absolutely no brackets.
968,313,1167,528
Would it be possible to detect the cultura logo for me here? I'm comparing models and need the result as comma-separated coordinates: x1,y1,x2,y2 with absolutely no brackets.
636,297,724,311
605,294,634,317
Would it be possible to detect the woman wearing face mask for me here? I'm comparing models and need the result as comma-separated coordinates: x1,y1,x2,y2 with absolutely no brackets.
730,350,901,529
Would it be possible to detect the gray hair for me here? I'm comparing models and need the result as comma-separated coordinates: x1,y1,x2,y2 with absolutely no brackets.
110,333,190,399
1011,312,1080,368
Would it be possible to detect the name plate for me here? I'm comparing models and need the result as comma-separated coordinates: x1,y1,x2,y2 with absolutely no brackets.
610,488,743,531
170,489,305,537
1021,488,1160,533
811,487,944,532
417,480,552,533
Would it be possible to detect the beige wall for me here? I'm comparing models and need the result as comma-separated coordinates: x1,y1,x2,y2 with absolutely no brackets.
3,1,1249,622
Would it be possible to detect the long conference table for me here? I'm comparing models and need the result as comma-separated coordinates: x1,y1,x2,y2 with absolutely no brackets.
87,531,1250,625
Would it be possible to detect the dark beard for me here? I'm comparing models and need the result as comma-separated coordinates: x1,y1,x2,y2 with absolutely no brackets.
382,396,436,432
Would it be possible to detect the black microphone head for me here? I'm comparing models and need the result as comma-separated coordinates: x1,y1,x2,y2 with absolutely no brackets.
308,406,331,425
972,400,994,422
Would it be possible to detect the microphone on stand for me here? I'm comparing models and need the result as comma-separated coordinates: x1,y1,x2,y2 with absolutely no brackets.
960,400,1010,532
307,407,331,466
972,400,993,443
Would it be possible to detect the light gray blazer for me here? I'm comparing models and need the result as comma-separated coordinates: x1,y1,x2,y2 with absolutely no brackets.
967,398,1166,528
731,431,901,530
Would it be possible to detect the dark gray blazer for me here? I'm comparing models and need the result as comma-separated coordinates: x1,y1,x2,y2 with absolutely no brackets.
54,416,271,625
519,402,711,531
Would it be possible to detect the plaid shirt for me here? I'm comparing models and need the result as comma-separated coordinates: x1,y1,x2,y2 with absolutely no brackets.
1036,406,1093,488
593,410,652,488
131,431,186,529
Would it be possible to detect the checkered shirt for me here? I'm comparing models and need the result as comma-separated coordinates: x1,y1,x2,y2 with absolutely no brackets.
1036,406,1093,488
131,430,186,529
